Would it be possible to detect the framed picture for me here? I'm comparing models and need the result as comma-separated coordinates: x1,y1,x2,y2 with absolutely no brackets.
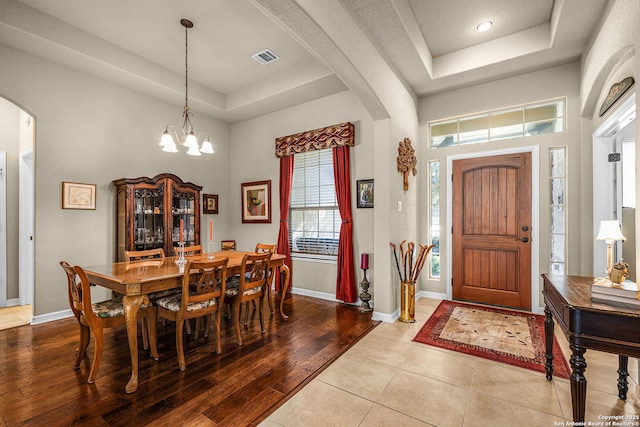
241,180,271,223
203,194,218,214
62,182,96,210
357,179,374,208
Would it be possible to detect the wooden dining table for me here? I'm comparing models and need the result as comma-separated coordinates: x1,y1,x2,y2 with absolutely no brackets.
82,251,290,393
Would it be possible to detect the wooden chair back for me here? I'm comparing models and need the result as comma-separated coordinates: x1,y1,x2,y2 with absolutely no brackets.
61,261,90,321
255,243,277,254
239,252,272,297
180,258,229,314
227,252,272,345
173,245,202,257
253,243,278,313
125,248,165,262
221,240,236,251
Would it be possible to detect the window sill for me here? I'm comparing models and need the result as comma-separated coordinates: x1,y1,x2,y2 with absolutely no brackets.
291,253,337,264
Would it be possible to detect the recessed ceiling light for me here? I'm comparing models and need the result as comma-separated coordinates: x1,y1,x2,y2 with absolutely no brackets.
475,20,493,32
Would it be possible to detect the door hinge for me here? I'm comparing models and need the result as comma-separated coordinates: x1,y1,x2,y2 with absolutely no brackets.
608,153,621,162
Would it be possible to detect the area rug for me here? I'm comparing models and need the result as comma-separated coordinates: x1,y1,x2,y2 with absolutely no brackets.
413,300,570,379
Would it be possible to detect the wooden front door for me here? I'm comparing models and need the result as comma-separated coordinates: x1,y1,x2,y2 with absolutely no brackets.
452,152,532,310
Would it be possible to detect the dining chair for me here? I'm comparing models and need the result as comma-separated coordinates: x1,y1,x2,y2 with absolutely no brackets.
171,244,211,337
254,243,277,315
224,252,272,345
173,245,202,257
221,240,236,251
60,261,159,384
156,258,228,370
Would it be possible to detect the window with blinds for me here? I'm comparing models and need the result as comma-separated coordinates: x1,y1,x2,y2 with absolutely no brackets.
289,149,341,256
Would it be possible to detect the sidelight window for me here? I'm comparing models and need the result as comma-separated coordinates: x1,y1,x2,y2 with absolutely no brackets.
429,161,440,278
549,146,567,274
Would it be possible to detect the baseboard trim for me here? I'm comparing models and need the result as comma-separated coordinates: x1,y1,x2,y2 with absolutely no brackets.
27,291,449,326
6,298,20,307
290,286,338,302
31,308,74,325
418,290,447,300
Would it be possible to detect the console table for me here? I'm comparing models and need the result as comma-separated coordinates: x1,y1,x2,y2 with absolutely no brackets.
542,274,640,422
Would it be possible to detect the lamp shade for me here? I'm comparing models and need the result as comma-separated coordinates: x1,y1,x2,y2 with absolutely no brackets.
200,139,214,153
596,220,626,241
159,130,173,147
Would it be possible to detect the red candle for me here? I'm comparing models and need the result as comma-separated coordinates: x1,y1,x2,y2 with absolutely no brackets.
209,219,213,242
179,219,184,244
361,253,369,270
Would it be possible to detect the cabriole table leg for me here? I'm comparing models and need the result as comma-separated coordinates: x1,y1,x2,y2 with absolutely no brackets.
122,294,148,393
279,264,291,321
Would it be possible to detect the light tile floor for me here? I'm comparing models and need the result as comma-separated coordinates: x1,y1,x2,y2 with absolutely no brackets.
262,298,640,427
0,305,31,331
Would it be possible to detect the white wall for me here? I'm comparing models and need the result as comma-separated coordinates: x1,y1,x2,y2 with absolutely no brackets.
0,44,231,316
230,91,374,298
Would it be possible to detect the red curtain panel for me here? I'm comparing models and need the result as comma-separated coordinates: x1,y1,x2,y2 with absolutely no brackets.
276,155,294,291
333,146,356,303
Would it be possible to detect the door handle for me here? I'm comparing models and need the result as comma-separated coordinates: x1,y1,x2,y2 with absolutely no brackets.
516,237,529,243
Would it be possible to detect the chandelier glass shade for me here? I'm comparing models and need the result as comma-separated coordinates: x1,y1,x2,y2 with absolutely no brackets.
159,19,213,156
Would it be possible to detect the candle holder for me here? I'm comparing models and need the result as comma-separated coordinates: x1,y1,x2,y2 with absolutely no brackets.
207,241,215,260
175,242,187,265
359,267,373,313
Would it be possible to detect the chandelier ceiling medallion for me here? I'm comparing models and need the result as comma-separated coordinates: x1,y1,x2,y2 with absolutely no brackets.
159,19,214,156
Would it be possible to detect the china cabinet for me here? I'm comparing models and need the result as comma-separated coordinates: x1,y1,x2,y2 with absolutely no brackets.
113,173,202,261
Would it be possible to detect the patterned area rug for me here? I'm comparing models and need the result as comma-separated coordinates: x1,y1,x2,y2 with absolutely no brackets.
413,300,570,379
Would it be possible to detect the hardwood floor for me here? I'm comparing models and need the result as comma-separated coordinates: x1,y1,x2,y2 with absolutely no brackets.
0,294,379,426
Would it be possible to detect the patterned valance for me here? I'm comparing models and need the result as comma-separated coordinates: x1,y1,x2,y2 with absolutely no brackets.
275,122,354,158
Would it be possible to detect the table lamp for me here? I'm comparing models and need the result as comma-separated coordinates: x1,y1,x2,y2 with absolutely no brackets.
596,220,626,277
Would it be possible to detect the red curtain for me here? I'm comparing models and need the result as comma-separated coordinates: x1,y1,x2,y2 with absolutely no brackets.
276,155,294,291
333,146,357,303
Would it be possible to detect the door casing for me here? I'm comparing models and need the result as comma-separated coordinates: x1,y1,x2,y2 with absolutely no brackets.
0,152,6,308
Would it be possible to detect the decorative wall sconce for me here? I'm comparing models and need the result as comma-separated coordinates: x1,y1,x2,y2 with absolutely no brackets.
397,137,417,191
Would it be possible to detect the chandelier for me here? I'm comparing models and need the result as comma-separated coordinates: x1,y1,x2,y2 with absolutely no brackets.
159,19,214,156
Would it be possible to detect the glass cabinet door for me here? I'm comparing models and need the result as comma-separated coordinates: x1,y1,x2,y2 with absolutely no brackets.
134,185,164,250
171,188,196,247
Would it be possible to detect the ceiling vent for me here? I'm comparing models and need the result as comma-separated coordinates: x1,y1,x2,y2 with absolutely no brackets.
252,49,280,65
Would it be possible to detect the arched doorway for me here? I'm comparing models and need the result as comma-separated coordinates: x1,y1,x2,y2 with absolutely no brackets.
0,97,35,328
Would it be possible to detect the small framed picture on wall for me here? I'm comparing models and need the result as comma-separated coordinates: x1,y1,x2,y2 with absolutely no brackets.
357,179,374,208
241,180,271,223
203,194,218,214
62,181,96,210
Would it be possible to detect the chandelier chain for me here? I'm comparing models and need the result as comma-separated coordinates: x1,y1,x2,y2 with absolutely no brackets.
183,22,192,134
184,22,189,113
